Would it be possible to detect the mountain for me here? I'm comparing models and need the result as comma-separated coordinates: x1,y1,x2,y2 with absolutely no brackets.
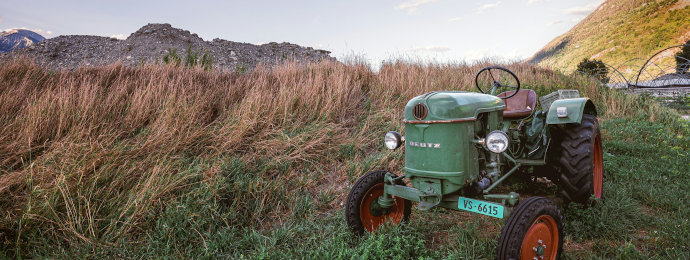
0,23,334,72
0,29,45,53
526,0,690,73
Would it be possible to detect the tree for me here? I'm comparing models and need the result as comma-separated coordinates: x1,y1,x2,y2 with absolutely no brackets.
675,40,690,74
577,58,609,84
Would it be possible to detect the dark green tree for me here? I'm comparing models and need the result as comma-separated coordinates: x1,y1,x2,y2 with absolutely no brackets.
675,40,690,74
577,58,609,84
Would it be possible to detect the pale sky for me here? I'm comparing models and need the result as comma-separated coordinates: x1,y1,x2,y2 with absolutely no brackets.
0,0,603,66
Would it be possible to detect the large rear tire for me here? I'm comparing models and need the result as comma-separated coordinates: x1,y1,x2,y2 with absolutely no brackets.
496,197,563,260
345,170,411,235
553,114,604,204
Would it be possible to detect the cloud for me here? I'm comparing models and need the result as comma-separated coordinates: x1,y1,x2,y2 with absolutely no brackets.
476,1,501,14
547,20,563,26
448,17,462,22
464,48,491,61
564,0,604,15
396,0,440,14
407,45,451,53
527,0,549,4
32,28,53,36
110,34,127,40
0,14,3,23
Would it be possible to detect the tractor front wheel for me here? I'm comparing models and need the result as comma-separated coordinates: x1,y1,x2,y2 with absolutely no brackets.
496,197,563,260
345,170,411,235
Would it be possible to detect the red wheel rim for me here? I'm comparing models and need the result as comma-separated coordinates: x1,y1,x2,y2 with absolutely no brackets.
521,215,559,260
359,183,406,232
592,135,603,199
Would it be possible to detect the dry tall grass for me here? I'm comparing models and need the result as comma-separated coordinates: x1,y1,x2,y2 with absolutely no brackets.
0,57,680,253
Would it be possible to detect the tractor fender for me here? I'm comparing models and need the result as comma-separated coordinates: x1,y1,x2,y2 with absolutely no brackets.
545,98,597,125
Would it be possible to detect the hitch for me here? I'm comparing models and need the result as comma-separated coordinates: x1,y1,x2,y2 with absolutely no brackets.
380,172,441,211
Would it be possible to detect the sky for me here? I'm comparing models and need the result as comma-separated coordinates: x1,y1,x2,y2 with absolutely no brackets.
0,0,604,66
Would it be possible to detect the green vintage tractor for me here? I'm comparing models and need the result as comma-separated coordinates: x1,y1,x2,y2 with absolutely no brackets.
345,66,603,259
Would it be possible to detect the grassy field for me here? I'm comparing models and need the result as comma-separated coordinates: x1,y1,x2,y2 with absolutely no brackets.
0,58,688,258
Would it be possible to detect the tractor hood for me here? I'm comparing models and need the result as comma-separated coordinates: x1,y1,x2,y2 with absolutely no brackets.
404,91,505,121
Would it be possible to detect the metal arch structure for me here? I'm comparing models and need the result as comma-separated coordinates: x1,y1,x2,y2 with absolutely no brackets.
575,44,690,89
617,57,664,78
576,59,630,89
633,44,690,88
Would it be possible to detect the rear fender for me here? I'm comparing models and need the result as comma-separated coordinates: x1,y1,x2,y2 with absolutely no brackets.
545,98,596,125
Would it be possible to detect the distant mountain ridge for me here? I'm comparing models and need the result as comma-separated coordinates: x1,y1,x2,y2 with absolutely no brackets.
0,23,334,72
0,29,45,53
526,0,690,72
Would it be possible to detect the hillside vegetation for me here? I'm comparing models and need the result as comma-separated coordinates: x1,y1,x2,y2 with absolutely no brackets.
0,58,688,258
527,0,690,73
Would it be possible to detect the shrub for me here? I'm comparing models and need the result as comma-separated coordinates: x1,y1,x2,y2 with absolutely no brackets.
577,58,610,84
201,51,213,71
675,40,690,74
163,48,181,66
184,45,198,67
163,47,213,70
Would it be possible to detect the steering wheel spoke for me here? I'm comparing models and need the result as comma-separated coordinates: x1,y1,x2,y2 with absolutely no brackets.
488,69,498,82
474,66,521,99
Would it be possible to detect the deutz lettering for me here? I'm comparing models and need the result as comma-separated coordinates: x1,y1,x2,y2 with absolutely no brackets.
408,141,441,148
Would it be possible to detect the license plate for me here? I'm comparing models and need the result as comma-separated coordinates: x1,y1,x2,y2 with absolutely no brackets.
457,197,504,219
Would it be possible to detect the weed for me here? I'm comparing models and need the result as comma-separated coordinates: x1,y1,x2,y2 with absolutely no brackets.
184,45,198,67
162,48,181,66
201,51,213,71
235,63,247,74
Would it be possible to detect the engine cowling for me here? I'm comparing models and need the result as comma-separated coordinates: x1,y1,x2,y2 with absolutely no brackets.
403,91,505,195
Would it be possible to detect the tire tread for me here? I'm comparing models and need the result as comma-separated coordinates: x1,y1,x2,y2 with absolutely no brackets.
554,114,602,204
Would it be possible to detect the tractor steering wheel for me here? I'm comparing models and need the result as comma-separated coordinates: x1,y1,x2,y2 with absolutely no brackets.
474,66,521,99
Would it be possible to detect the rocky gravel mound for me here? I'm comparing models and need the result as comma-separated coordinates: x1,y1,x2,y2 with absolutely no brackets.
0,23,335,72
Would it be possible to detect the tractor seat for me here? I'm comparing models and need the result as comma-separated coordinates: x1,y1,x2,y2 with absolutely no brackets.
497,89,537,119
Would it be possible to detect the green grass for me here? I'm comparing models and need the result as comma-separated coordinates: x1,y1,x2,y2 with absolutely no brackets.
12,118,687,259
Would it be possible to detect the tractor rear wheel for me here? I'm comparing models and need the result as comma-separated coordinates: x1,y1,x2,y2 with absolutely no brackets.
553,114,604,205
496,197,563,260
345,170,411,235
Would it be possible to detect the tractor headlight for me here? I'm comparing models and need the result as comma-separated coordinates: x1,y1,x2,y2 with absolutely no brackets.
485,130,509,153
384,131,403,150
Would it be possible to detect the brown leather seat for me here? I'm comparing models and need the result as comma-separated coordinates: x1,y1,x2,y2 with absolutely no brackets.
497,89,537,119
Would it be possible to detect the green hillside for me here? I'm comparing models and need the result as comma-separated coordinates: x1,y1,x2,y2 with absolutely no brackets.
527,0,690,74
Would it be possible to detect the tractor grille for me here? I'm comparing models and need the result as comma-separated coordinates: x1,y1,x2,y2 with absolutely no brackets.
412,103,427,120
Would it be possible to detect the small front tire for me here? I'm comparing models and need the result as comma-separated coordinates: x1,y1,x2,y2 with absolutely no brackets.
345,170,411,235
496,197,563,260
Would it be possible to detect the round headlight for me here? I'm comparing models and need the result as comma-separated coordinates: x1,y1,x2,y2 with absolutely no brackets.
485,130,509,153
384,131,403,150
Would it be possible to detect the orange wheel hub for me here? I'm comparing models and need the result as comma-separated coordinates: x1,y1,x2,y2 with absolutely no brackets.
593,135,603,199
359,183,406,232
521,215,559,260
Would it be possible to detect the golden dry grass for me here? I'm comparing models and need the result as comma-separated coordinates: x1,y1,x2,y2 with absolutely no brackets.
0,57,681,253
